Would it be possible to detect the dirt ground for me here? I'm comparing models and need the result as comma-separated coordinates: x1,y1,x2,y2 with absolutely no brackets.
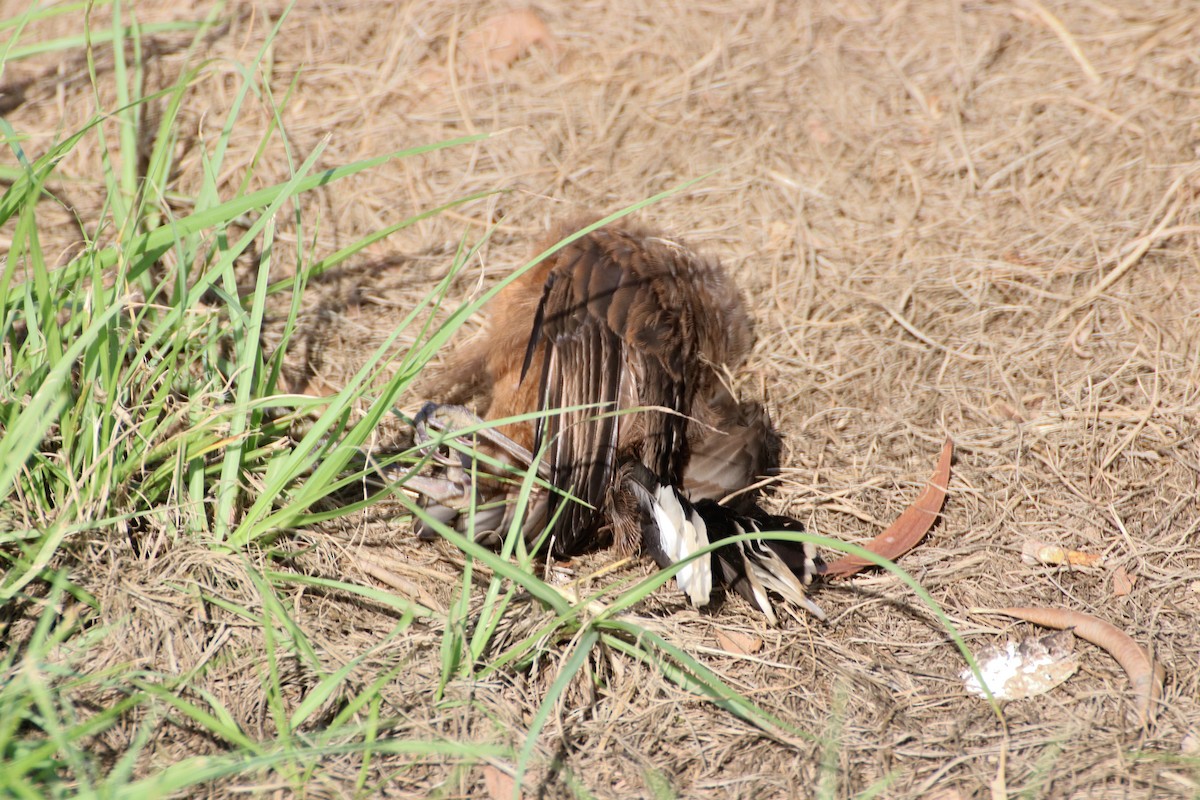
7,0,1200,796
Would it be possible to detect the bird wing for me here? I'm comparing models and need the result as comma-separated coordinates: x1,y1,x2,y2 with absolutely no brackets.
535,310,624,555
684,396,781,506
528,232,692,557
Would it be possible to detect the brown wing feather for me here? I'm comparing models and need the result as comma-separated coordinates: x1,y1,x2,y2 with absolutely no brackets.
684,394,780,507
533,239,627,556
536,315,624,555
532,230,695,557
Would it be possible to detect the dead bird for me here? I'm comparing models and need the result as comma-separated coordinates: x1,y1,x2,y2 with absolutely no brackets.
408,220,823,622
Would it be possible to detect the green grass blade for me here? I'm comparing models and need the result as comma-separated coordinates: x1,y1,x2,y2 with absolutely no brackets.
5,20,207,62
266,570,436,619
0,299,124,516
2,133,491,312
212,216,275,538
514,627,599,799
600,622,801,740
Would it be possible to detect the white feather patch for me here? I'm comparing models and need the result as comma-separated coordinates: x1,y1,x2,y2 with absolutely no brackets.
653,486,712,606
681,511,712,605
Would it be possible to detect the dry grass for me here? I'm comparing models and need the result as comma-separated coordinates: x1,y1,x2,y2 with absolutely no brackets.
4,0,1200,797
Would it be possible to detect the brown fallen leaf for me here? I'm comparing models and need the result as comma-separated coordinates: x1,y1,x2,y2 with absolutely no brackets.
483,765,518,800
714,628,763,655
977,606,1165,725
1112,566,1135,597
463,9,555,73
820,437,953,578
1020,539,1103,568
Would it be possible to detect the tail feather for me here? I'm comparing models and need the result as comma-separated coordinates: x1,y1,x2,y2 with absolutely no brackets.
630,475,823,621
738,539,826,622
697,499,825,623
630,475,714,607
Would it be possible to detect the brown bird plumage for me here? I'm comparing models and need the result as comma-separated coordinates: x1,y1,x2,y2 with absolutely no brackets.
410,220,822,621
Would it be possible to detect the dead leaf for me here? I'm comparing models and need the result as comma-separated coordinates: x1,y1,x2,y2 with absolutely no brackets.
714,628,763,655
1020,539,1103,568
483,765,518,800
463,9,554,72
806,116,832,145
927,93,944,119
1112,566,1135,597
820,437,953,578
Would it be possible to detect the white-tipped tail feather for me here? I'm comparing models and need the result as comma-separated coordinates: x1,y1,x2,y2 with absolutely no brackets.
700,500,825,623
734,538,826,624
630,476,713,607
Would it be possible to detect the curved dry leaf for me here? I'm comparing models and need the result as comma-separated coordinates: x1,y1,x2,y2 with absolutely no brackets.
979,606,1165,725
820,437,953,578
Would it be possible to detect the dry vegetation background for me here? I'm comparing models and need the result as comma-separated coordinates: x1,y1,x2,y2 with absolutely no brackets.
5,0,1200,797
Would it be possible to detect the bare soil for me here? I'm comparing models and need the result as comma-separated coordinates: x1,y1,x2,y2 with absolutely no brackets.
5,0,1199,797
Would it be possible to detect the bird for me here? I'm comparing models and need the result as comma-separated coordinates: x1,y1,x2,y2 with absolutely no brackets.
406,219,823,622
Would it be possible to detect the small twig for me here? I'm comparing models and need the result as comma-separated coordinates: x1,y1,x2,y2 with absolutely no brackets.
879,303,985,363
981,136,1068,193
357,559,446,613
